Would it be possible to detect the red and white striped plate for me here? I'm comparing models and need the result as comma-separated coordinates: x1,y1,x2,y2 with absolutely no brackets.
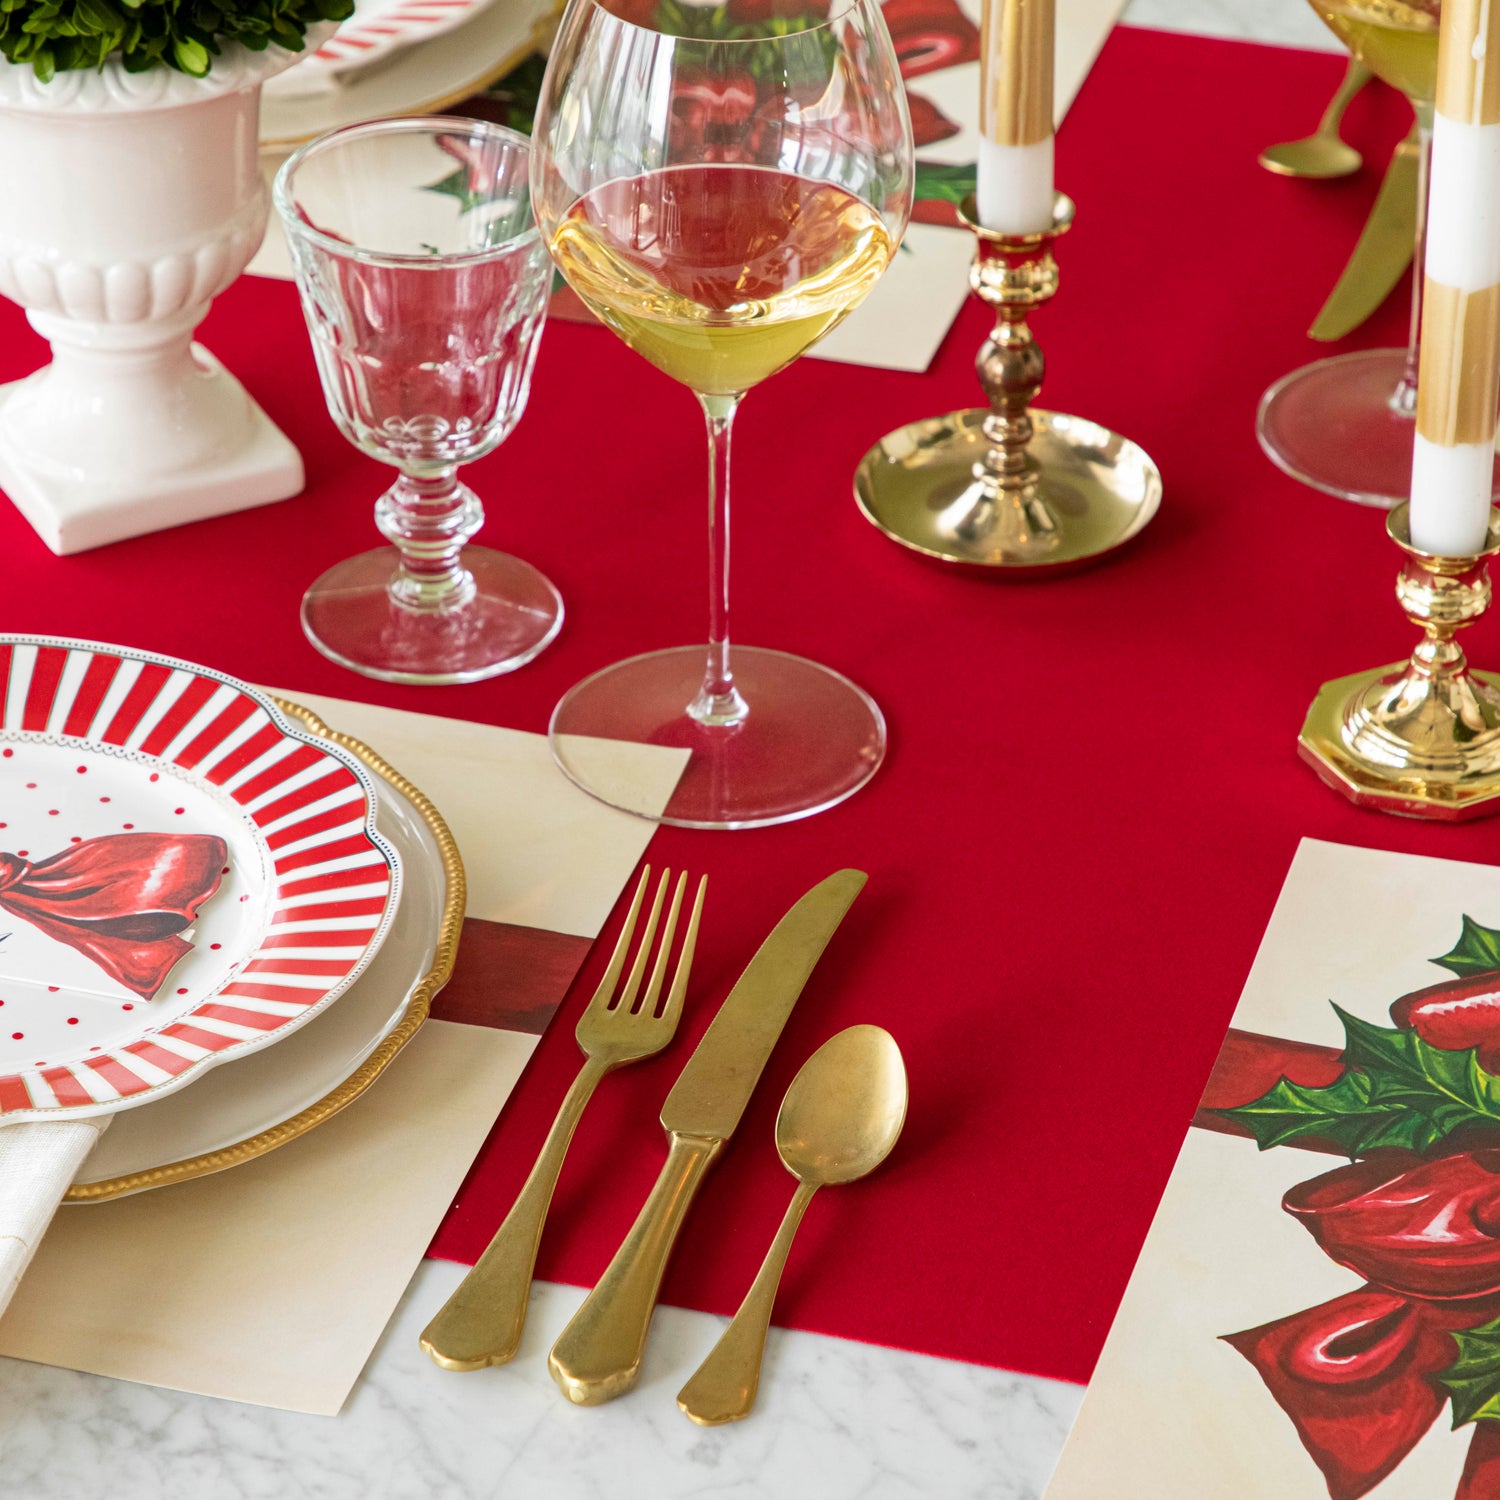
307,0,489,77
0,637,401,1121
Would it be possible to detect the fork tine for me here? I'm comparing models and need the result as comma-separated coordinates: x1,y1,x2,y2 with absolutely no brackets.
658,875,706,1022
636,872,687,1016
586,865,649,1015
612,868,669,1013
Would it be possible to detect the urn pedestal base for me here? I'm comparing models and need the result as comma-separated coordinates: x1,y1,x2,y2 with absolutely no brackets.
0,347,302,555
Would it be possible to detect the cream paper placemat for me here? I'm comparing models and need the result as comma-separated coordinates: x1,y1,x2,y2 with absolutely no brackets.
0,694,686,1415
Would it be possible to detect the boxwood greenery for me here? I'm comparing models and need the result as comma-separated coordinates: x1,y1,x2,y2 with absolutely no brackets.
1,0,354,82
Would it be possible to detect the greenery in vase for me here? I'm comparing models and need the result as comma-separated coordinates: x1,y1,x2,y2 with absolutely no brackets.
0,0,354,83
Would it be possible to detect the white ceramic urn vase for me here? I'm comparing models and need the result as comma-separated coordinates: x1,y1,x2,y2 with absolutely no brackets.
0,40,326,554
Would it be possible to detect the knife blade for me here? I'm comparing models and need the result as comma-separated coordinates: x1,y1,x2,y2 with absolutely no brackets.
1309,128,1420,342
547,868,867,1406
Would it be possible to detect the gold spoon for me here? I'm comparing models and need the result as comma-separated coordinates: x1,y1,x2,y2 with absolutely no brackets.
676,1024,907,1426
1259,59,1371,179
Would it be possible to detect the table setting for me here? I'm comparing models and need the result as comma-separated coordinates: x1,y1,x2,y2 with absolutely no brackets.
11,0,1500,1492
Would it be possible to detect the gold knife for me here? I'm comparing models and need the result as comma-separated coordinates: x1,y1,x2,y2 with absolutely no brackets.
1309,126,1420,341
547,868,867,1406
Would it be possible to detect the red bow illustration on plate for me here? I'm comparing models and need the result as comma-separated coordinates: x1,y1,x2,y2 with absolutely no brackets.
0,833,229,999
1202,924,1500,1500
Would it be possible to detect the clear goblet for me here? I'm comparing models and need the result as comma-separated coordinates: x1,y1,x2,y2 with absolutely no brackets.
531,0,913,829
274,118,560,684
1258,0,1499,508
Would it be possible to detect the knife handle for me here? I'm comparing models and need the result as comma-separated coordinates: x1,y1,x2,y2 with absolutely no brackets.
548,1131,722,1405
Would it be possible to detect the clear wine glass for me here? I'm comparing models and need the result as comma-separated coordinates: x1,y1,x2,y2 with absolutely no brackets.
274,118,561,684
1258,0,1499,508
531,0,913,829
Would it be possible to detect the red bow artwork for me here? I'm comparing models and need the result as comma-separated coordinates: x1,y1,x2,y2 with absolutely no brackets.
0,833,229,999
1201,917,1500,1500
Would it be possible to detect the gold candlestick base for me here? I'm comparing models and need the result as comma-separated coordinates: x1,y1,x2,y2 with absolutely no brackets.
1299,504,1500,820
854,193,1161,576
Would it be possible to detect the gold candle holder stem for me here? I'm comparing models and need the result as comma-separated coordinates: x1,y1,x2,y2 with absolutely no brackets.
968,197,1067,553
1300,504,1500,819
854,191,1161,576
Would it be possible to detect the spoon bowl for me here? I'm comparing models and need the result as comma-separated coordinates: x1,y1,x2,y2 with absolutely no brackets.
1259,59,1370,179
776,1025,907,1186
1260,134,1363,179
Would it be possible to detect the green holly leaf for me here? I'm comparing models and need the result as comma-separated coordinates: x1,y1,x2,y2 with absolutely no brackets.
1433,916,1500,979
914,159,976,207
423,166,486,217
1441,1316,1500,1426
1213,1004,1500,1158
1216,1068,1450,1155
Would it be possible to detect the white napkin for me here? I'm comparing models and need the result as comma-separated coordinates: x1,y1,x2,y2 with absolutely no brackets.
0,1119,109,1316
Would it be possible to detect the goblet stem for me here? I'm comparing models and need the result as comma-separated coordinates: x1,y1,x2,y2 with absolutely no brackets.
376,469,482,614
689,393,749,728
1391,102,1434,420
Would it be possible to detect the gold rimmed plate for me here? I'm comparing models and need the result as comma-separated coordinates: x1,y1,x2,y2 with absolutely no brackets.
65,700,464,1201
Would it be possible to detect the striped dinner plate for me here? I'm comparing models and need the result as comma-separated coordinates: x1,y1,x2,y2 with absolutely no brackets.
0,636,401,1121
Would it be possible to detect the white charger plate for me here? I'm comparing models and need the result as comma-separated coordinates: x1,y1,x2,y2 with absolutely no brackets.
68,700,464,1201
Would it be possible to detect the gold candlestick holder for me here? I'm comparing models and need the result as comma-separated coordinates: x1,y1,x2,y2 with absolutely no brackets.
1300,504,1500,819
854,192,1161,575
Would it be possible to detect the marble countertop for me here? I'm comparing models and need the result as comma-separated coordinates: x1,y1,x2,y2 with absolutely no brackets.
0,4,1343,1495
1,1269,1081,1500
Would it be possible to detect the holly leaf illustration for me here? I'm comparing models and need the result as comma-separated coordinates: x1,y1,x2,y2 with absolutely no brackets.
1433,915,1500,979
1219,1069,1451,1155
1214,1004,1500,1157
914,159,976,206
1441,1316,1500,1426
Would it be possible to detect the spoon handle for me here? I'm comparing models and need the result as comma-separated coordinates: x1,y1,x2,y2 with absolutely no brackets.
676,1178,820,1426
1317,59,1371,136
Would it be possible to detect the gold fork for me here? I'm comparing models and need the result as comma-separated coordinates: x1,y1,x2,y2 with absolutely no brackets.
420,866,706,1371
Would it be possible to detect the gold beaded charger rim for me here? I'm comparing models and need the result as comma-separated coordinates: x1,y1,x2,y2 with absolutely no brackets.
853,408,1162,576
63,698,467,1202
1299,665,1500,820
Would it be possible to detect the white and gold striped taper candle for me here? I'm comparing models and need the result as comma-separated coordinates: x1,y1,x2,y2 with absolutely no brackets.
976,0,1055,235
1411,0,1500,556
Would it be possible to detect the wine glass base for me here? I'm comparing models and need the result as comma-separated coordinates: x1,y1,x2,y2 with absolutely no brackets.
548,645,886,829
301,545,563,685
1257,348,1500,508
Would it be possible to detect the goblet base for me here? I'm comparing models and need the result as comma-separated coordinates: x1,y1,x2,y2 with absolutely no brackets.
301,545,563,685
548,645,885,829
1257,348,1500,508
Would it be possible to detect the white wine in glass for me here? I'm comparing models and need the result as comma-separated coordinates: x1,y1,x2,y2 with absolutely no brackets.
549,166,896,395
532,0,913,829
1309,0,1437,104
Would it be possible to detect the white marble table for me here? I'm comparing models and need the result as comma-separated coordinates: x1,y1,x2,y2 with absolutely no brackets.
0,4,1343,1493
0,1270,1082,1499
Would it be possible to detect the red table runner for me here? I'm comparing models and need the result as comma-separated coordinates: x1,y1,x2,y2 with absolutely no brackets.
0,28,1471,1387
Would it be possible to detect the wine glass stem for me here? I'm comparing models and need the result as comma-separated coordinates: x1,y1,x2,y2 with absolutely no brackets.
690,393,749,728
1393,102,1434,419
376,468,481,614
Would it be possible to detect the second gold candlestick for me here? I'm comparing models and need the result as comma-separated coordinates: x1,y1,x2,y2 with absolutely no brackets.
854,193,1160,575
